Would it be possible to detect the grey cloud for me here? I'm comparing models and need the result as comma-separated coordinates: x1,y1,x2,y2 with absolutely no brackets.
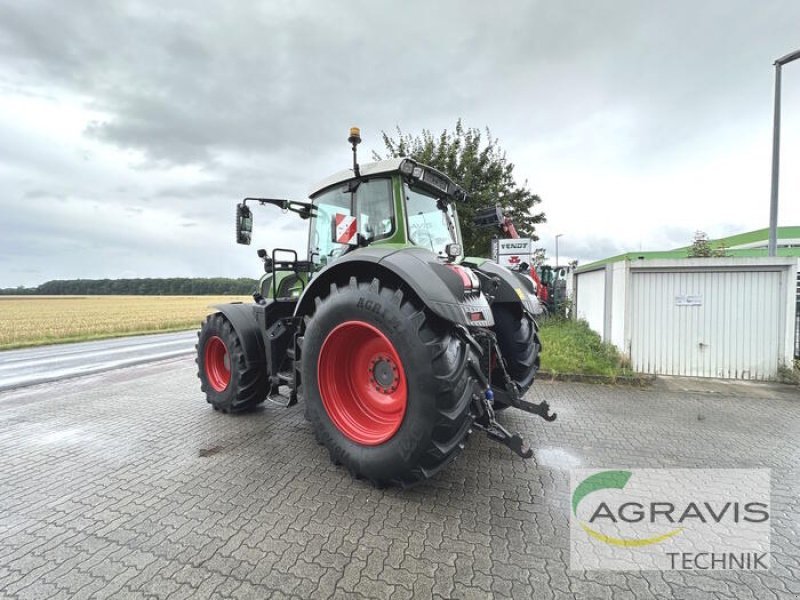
4,1,794,171
1,1,799,286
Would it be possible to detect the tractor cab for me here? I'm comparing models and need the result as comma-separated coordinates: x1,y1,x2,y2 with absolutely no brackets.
306,157,465,269
236,131,468,303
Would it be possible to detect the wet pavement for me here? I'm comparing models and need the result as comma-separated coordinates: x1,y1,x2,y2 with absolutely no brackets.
0,332,195,392
0,357,798,599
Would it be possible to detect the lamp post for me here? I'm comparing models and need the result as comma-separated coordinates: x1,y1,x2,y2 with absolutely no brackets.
768,48,800,256
555,233,563,268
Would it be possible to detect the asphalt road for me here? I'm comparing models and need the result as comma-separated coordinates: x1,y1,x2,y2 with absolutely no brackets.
0,331,197,392
0,359,797,599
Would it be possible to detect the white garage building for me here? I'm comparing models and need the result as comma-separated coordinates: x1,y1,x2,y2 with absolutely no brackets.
573,257,798,380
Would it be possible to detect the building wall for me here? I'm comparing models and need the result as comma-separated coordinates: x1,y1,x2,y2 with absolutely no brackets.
609,261,628,351
574,268,605,337
573,257,798,380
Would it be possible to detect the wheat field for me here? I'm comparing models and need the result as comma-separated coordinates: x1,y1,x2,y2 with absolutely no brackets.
0,295,251,349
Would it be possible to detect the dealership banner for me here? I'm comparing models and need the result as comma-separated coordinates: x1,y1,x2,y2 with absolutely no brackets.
495,238,532,269
570,469,770,571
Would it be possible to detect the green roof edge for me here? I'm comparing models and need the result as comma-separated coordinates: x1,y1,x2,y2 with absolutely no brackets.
576,226,800,272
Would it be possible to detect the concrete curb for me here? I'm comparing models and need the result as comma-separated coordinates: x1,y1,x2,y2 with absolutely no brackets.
537,370,655,386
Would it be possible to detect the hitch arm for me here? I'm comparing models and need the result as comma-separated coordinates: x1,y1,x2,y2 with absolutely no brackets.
472,408,534,459
489,335,557,422
243,197,317,219
467,358,534,460
492,389,557,422
512,397,557,422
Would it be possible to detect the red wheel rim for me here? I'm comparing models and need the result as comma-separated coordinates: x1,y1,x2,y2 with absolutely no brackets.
205,336,231,392
317,321,407,445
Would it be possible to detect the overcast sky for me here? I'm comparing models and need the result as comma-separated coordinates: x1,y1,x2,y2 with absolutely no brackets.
2,1,799,287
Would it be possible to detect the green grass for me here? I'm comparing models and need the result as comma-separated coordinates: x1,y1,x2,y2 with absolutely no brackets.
777,360,800,385
538,317,634,378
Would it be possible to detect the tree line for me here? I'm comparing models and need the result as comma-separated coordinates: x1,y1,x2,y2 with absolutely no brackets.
0,278,258,296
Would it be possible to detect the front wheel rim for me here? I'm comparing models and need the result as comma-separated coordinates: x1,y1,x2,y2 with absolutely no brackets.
205,336,231,392
317,321,408,445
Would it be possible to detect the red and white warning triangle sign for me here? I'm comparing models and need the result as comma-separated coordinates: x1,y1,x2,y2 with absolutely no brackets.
335,213,358,245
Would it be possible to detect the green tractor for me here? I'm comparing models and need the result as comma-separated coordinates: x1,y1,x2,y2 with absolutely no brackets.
196,128,555,487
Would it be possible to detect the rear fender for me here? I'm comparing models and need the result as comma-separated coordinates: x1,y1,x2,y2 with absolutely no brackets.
295,247,494,327
461,259,539,316
210,303,264,367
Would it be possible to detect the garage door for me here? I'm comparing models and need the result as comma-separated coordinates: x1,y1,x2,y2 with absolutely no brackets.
629,270,783,379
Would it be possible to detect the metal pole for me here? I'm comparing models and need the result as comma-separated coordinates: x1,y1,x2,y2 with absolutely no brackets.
768,63,782,257
555,234,562,268
768,49,800,256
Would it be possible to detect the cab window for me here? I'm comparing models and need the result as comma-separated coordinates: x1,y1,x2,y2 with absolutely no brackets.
310,187,351,265
356,178,394,242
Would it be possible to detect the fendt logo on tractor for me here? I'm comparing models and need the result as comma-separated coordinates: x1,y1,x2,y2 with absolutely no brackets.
195,128,556,487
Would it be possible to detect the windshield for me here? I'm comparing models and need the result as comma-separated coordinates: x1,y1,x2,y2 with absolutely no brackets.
405,184,457,258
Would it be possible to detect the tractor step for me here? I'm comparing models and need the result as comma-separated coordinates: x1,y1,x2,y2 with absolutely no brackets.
267,389,294,408
267,370,297,408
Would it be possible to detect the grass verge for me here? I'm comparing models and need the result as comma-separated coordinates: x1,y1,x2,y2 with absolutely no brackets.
538,317,636,380
777,360,800,386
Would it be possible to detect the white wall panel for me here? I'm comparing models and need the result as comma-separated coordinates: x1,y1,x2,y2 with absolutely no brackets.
575,269,606,337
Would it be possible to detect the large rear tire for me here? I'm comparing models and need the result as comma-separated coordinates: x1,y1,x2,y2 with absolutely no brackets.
301,277,478,487
492,304,541,398
196,313,268,413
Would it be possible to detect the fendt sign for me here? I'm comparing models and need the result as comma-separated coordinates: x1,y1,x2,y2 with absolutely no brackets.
492,238,533,269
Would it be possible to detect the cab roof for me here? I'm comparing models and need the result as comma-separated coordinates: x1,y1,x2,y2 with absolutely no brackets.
308,158,407,197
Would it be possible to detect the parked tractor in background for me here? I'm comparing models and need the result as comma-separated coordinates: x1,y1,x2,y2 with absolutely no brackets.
196,128,556,487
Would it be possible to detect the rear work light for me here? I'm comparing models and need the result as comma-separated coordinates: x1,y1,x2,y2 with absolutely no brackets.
445,264,480,291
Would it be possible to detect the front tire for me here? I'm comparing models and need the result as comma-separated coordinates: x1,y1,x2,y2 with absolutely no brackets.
302,277,478,487
196,313,268,413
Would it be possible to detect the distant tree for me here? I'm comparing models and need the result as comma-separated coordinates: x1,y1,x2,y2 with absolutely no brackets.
375,120,546,257
688,231,727,258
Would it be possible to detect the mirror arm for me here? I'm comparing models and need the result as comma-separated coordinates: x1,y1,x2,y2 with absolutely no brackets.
242,197,318,219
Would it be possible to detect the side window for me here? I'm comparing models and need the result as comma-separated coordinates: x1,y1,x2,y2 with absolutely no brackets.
310,187,351,264
356,179,394,241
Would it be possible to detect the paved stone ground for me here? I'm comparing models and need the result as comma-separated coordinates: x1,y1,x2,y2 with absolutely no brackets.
0,357,798,599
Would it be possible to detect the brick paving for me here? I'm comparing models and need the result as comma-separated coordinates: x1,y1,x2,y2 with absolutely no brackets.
0,357,798,599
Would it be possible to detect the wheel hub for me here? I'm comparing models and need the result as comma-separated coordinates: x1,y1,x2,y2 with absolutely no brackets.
369,356,399,393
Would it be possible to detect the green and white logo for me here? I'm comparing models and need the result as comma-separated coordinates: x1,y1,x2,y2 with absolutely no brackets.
569,469,771,571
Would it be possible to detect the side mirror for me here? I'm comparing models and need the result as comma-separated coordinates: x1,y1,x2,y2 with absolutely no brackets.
236,203,252,245
330,213,358,246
